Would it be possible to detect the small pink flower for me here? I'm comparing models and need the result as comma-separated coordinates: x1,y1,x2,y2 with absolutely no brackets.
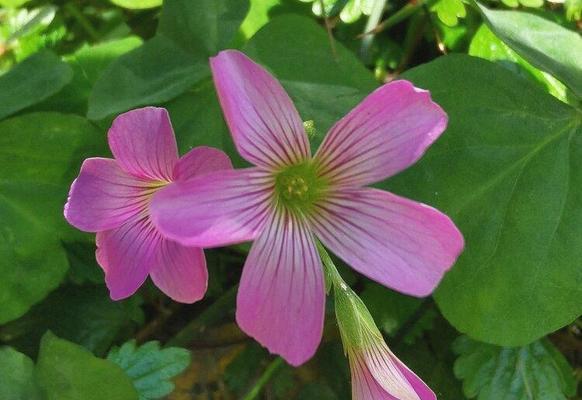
64,107,232,303
151,51,464,365
348,332,436,400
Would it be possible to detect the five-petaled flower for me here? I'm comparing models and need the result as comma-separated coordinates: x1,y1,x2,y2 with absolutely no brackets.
64,107,231,303
151,50,464,366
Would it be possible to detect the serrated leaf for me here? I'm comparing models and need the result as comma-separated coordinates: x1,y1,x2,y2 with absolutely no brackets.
0,113,106,323
392,55,582,345
0,50,72,120
469,24,570,103
36,332,138,400
477,4,582,99
107,340,190,400
0,347,41,400
88,0,249,120
453,336,576,399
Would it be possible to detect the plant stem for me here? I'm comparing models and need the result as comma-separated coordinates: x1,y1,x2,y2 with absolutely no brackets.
359,2,420,37
64,3,100,42
166,285,238,347
242,357,285,400
361,0,388,62
392,297,433,347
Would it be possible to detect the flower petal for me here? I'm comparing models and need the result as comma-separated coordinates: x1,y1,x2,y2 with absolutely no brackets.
151,168,273,247
311,188,464,297
236,210,325,366
108,107,178,181
393,357,436,400
314,80,447,187
96,215,162,300
64,158,153,232
210,50,310,169
351,354,401,400
351,341,436,400
173,146,232,181
150,240,208,304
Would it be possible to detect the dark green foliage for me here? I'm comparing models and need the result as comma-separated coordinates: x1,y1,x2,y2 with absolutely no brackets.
453,336,576,399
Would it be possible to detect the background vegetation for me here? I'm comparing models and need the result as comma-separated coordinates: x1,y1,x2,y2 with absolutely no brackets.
0,0,580,398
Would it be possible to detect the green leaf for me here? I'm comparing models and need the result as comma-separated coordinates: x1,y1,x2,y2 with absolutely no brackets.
0,285,143,356
393,55,582,345
0,113,106,323
395,317,466,399
38,36,143,115
88,0,249,120
361,282,436,344
453,336,576,399
565,0,582,20
0,347,41,400
0,0,31,8
224,343,268,395
107,340,190,400
430,0,466,27
109,0,162,9
158,0,249,56
469,24,570,103
477,4,582,100
0,50,72,120
36,332,138,400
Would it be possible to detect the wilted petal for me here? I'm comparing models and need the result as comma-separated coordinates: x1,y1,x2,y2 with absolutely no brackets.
311,188,463,297
210,50,310,169
108,107,178,181
150,240,208,304
151,168,273,247
172,146,232,181
236,210,325,366
96,215,162,300
314,80,447,187
64,158,153,232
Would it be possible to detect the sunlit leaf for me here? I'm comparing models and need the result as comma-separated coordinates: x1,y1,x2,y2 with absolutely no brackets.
109,0,163,9
469,24,570,103
477,4,582,99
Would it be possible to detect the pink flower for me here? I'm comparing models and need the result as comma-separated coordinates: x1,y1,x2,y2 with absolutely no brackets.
64,107,232,303
150,50,464,365
349,341,435,400
333,273,436,400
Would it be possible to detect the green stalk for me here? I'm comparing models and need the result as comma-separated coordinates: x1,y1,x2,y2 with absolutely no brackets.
241,357,285,400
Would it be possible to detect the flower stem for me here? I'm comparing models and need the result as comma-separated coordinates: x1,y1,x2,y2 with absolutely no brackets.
242,357,285,400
